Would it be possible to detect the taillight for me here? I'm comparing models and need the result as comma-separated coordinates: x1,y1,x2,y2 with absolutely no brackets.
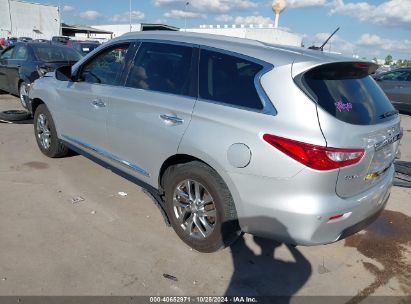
263,134,364,171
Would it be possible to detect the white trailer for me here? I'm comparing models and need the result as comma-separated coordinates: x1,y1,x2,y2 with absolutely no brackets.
0,0,60,39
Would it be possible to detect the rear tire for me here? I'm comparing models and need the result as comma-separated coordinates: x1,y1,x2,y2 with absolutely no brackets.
163,161,241,253
33,104,68,158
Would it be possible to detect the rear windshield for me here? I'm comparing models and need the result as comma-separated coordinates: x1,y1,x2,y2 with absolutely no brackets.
296,62,396,125
33,45,82,62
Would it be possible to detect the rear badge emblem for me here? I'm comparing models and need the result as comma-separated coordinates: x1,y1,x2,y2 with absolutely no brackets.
375,133,401,151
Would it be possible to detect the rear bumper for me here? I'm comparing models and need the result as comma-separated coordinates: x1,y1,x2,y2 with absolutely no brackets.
229,164,394,245
337,193,388,241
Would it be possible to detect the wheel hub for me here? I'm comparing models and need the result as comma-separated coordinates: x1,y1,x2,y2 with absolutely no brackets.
36,113,51,150
173,179,217,239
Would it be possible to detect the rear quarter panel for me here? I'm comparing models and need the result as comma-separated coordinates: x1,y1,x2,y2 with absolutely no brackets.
178,66,326,219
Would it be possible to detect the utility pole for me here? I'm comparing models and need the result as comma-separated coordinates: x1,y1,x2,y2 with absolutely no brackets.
58,0,62,35
184,2,189,32
129,0,132,32
8,0,13,37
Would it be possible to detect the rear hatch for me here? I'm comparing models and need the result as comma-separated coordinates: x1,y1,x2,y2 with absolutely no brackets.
294,61,401,198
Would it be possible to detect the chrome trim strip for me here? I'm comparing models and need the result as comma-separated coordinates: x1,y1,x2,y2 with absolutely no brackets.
61,135,150,177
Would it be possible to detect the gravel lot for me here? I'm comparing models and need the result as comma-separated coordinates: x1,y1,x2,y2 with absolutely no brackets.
0,94,410,301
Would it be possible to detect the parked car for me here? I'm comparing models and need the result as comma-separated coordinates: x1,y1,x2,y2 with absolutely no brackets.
6,37,18,46
0,42,82,109
51,36,70,45
0,38,6,50
18,37,33,42
34,39,49,43
373,68,411,114
67,40,100,55
28,32,401,252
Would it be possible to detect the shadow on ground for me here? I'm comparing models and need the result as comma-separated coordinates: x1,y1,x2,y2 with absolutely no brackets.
223,218,312,303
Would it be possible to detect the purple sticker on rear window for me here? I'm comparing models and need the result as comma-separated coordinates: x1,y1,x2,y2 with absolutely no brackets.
335,100,353,112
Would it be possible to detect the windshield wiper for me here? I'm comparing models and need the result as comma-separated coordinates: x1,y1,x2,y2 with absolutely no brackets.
379,110,399,119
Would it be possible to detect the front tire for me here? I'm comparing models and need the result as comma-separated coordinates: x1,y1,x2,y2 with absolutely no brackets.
19,82,28,109
163,161,241,252
34,104,68,158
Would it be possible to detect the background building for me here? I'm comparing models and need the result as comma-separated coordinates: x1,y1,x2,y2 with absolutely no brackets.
186,25,302,47
81,23,302,47
76,23,178,40
0,0,60,39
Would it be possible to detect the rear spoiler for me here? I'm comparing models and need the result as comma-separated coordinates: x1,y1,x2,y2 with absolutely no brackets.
298,62,379,80
292,59,379,79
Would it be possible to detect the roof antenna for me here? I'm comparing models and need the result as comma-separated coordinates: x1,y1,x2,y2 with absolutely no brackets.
308,27,340,51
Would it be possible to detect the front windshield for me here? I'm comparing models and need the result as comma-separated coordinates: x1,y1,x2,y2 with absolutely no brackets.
33,45,82,62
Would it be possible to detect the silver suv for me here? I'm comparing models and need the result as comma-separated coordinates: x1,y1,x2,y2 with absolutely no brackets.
29,32,401,252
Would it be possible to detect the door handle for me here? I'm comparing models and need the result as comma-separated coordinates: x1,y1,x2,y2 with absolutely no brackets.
160,114,183,125
91,99,106,108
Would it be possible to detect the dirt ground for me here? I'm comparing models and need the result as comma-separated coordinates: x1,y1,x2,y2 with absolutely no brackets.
0,94,410,302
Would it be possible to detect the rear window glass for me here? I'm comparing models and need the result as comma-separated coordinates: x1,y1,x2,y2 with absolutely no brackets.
298,62,396,125
33,45,82,62
199,49,264,110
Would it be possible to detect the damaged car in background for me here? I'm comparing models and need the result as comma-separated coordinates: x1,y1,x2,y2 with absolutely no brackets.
0,41,82,120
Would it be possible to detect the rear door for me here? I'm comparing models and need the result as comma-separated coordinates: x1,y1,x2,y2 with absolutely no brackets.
106,41,198,185
295,62,401,198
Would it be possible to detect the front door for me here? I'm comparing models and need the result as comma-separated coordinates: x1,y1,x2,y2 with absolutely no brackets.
6,44,29,95
0,46,14,92
57,43,132,154
107,42,198,185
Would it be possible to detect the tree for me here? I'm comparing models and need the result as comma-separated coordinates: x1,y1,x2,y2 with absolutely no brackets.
397,59,403,66
385,54,393,65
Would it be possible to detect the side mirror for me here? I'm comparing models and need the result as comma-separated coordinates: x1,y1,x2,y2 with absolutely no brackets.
55,65,74,81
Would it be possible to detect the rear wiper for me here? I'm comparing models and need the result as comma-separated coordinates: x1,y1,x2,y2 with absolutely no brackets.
379,110,399,119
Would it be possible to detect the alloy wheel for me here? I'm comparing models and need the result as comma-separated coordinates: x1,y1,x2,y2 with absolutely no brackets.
173,179,217,239
19,83,28,109
36,113,51,150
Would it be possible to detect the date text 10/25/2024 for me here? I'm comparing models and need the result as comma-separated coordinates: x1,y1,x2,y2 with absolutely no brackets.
149,296,258,303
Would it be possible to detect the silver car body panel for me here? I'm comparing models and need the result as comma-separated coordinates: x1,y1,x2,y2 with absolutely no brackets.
29,31,400,245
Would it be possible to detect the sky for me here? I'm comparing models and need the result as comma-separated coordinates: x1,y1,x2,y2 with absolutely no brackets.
32,0,411,60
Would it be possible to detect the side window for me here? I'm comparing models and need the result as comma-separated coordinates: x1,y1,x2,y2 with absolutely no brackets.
0,47,14,60
80,44,130,86
199,49,264,110
381,71,410,81
13,45,28,60
126,42,193,96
